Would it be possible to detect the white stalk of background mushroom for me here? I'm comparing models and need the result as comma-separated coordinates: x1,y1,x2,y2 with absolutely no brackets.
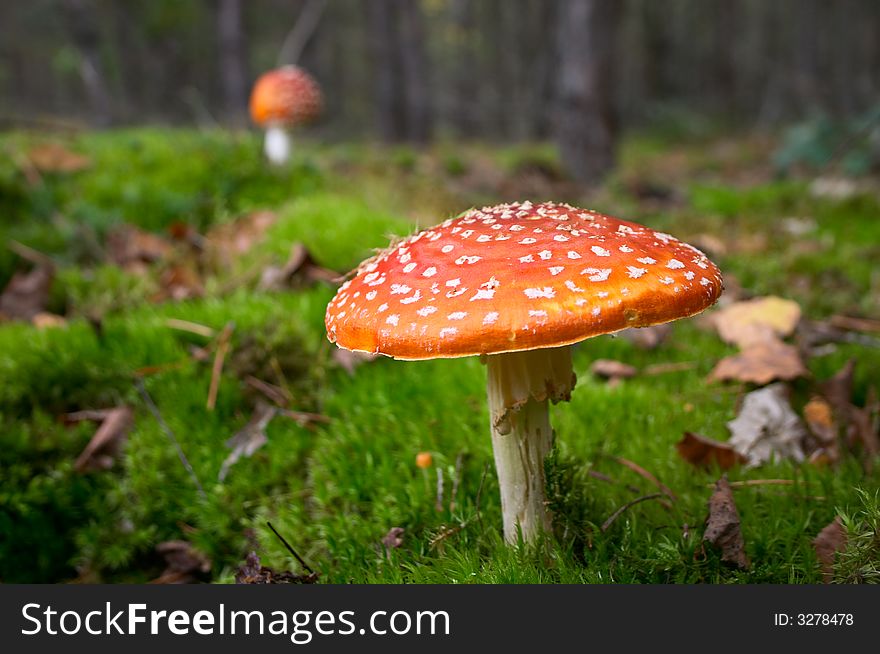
264,123,292,166
484,345,576,543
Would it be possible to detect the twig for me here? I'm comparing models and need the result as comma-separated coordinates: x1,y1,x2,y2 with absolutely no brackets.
206,321,235,410
474,463,488,533
133,359,189,377
642,361,696,375
8,240,55,267
277,0,327,66
245,375,293,407
165,318,216,338
277,408,331,428
610,456,678,502
449,451,465,512
587,468,641,493
266,521,314,575
601,493,664,532
134,378,206,500
713,479,796,489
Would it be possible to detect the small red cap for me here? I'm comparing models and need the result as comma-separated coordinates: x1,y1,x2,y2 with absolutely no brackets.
249,66,322,127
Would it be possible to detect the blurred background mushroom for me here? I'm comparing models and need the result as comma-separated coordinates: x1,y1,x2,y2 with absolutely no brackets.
249,66,323,166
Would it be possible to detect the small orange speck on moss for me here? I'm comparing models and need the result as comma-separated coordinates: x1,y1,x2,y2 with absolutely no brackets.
415,452,433,469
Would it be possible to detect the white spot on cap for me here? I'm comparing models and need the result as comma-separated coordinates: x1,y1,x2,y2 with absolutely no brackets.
366,290,377,301
377,303,389,313
654,232,673,243
364,272,380,283
401,290,422,304
567,251,581,259
439,327,458,338
591,246,611,257
460,229,474,238
627,266,647,279
554,234,569,242
659,276,674,285
446,278,460,287
529,310,548,318
619,245,634,253
455,255,481,265
403,263,417,273
446,287,467,298
700,277,711,286
666,259,685,270
591,307,601,316
483,312,499,325
538,250,552,260
470,288,495,301
441,244,455,253
637,257,656,265
582,267,612,282
448,312,467,320
390,283,411,295
684,271,695,280
510,224,525,231
519,237,537,245
617,225,635,235
549,266,565,276
417,306,437,317
596,291,609,298
565,280,584,293
519,254,535,263
524,287,555,299
476,234,492,242
386,314,399,326
423,267,437,277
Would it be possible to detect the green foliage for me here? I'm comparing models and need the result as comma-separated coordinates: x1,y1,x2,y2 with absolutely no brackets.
833,490,880,584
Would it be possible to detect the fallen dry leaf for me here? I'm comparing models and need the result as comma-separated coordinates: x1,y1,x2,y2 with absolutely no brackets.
676,431,746,470
258,242,339,291
152,540,211,584
727,383,807,467
205,210,277,264
709,337,808,385
106,224,173,274
332,348,380,376
0,263,54,321
703,475,750,569
708,296,802,348
828,315,880,334
32,312,67,329
590,359,638,381
620,323,672,350
71,406,133,473
218,401,277,481
812,517,847,583
235,551,317,584
153,264,204,302
27,142,91,173
817,360,880,468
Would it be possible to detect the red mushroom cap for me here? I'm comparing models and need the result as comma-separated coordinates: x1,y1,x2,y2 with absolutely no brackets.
249,66,322,127
325,201,723,360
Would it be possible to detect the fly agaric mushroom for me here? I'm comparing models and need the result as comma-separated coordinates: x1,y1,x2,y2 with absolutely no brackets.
325,201,723,543
249,66,322,166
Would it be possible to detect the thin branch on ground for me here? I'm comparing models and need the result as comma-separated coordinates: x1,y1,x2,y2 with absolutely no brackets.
135,378,206,500
266,521,314,575
601,493,665,532
609,455,678,502
206,321,235,410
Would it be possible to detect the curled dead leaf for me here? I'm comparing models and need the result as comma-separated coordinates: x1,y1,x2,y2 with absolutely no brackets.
727,383,807,467
71,406,133,473
708,337,808,386
703,475,750,570
152,540,211,584
235,551,317,584
812,517,847,583
707,296,802,348
218,401,277,481
0,263,54,322
590,359,638,381
676,431,746,470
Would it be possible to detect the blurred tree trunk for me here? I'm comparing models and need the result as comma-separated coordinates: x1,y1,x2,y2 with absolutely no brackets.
366,0,432,143
60,0,113,126
217,0,249,126
554,0,621,185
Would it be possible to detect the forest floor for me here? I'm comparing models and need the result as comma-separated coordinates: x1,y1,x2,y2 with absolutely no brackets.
1,128,879,583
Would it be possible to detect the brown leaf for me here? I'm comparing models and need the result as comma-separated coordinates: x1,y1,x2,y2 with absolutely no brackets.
727,383,807,467
812,517,847,583
676,432,746,470
32,312,67,329
0,263,53,321
332,347,380,375
218,401,277,481
258,242,338,291
619,323,672,350
27,142,91,173
703,475,750,569
106,224,173,273
152,541,211,584
707,296,802,348
205,210,277,264
235,551,318,584
72,406,133,473
153,264,204,302
590,359,638,381
828,315,880,334
708,337,808,386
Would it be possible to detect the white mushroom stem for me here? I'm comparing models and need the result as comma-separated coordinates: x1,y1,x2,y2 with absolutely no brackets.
484,345,576,544
264,124,292,166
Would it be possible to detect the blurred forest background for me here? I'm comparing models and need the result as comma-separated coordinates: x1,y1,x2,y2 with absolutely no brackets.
3,0,880,181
